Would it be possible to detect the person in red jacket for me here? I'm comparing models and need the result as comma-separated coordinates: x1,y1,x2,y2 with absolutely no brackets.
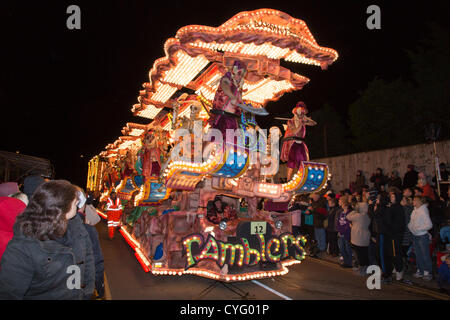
418,178,436,201
0,196,27,260
105,191,122,239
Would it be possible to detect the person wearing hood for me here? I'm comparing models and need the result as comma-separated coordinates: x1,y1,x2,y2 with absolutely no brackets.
380,191,406,282
408,196,433,281
347,201,371,276
0,180,95,299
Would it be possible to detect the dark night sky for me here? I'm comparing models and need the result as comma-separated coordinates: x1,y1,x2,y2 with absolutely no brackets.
1,1,449,187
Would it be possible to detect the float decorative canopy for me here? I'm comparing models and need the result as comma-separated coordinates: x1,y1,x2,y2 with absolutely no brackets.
121,123,148,137
132,8,338,119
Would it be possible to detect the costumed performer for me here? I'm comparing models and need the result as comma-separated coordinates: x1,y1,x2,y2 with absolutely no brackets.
208,60,247,140
281,101,317,181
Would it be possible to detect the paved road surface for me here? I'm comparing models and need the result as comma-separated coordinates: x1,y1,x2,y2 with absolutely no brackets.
96,220,442,300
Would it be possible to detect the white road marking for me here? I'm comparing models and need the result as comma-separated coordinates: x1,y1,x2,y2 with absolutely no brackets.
251,280,293,300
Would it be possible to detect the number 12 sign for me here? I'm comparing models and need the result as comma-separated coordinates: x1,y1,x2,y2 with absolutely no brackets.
251,222,267,235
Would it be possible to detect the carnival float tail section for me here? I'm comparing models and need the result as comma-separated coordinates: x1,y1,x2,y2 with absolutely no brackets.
86,8,337,281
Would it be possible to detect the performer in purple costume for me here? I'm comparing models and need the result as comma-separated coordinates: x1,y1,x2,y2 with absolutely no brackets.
281,102,317,181
208,60,247,140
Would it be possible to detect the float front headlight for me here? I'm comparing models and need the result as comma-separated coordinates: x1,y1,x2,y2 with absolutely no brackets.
275,220,283,229
219,220,227,231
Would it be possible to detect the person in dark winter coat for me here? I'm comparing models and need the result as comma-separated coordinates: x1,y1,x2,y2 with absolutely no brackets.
350,170,366,194
371,193,390,274
400,188,415,271
380,191,405,282
403,164,419,190
0,180,95,300
387,171,403,190
326,195,340,256
370,168,388,192
76,210,104,298
306,193,328,252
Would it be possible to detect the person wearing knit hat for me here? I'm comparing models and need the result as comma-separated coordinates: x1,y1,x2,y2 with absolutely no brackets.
280,101,317,181
23,175,45,200
0,182,20,197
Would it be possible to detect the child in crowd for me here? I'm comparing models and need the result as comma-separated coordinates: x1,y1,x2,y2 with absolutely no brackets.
437,254,450,293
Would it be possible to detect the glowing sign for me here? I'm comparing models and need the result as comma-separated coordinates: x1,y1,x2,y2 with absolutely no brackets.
182,233,306,269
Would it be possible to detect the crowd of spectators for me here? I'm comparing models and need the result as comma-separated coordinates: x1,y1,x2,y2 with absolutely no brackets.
0,161,448,299
289,163,450,291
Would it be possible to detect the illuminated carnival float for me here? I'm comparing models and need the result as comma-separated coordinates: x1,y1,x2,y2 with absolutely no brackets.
87,9,338,282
